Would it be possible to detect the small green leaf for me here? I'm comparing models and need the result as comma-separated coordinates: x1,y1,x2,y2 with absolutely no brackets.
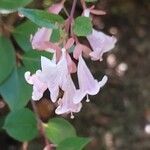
0,35,15,84
3,108,38,141
73,16,92,37
0,0,33,11
45,118,76,144
0,68,32,110
23,51,53,73
50,29,60,43
57,137,91,150
13,21,38,52
18,8,64,29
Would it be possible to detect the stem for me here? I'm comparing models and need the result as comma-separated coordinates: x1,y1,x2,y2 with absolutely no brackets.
80,0,86,9
63,6,69,17
22,142,28,150
66,0,77,34
31,100,50,147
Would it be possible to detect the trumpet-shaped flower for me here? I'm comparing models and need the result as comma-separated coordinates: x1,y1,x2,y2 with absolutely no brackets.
83,9,117,61
24,71,47,101
73,55,108,104
55,75,82,119
39,48,69,102
87,29,117,61
31,27,52,50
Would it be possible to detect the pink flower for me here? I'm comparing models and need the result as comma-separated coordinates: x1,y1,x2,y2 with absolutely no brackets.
31,27,52,50
39,48,69,102
73,55,108,104
83,8,117,61
48,0,65,14
55,75,82,119
24,71,47,101
73,43,92,60
83,6,106,17
30,0,64,51
87,29,117,61
31,29,77,73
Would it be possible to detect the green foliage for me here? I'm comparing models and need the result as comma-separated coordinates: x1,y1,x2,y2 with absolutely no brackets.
0,1,92,148
0,36,15,84
18,8,64,29
57,137,91,150
0,68,32,110
13,21,38,52
50,29,60,43
23,51,53,73
0,0,33,10
45,117,76,144
3,108,38,141
73,16,92,37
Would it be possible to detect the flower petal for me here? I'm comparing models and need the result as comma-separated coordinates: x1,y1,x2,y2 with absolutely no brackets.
66,53,77,73
87,29,117,61
73,43,92,60
24,71,47,101
31,27,52,50
55,75,82,115
73,55,107,103
65,38,74,50
48,0,64,14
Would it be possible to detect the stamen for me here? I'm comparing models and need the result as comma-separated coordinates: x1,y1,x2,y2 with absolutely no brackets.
70,112,74,119
86,95,90,102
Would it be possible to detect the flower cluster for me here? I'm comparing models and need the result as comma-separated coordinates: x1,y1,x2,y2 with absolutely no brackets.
25,1,117,118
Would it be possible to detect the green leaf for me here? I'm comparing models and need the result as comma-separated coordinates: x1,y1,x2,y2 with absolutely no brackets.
45,118,76,144
73,16,92,37
50,29,60,43
0,0,33,11
23,51,53,73
0,35,15,84
57,137,91,150
0,68,32,110
18,8,64,29
3,108,38,141
13,21,38,52
85,0,97,2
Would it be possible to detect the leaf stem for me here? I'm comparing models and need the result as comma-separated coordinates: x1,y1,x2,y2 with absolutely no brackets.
66,0,77,34
31,100,50,147
80,0,87,9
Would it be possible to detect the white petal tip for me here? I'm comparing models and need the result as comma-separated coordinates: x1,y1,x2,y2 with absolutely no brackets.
24,71,32,83
32,96,40,101
99,75,108,87
103,75,108,82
